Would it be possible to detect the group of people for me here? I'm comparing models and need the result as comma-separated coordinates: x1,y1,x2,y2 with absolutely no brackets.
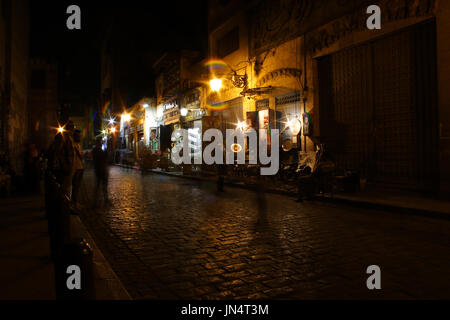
0,153,14,196
46,121,84,209
46,121,110,210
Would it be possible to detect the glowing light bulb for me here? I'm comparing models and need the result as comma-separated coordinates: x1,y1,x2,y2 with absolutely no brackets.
210,79,222,92
122,114,131,122
237,121,246,130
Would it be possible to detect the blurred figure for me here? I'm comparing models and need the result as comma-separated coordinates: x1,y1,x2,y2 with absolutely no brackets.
255,182,268,226
46,133,64,184
216,146,227,193
60,121,76,200
0,152,12,196
71,129,84,209
25,143,41,194
92,138,109,206
217,164,225,193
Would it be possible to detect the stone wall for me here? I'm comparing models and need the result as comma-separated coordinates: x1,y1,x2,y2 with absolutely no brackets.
29,59,59,152
1,0,29,176
436,0,450,197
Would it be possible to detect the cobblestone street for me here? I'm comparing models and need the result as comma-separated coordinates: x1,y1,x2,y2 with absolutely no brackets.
79,167,450,300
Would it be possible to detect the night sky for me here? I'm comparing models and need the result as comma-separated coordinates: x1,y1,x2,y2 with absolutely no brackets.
30,1,208,104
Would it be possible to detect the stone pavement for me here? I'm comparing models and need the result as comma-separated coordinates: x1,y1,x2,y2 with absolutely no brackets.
0,195,55,299
0,194,130,300
130,165,450,219
78,167,450,300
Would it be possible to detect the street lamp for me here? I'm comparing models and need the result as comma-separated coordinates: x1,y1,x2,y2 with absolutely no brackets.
287,118,302,136
180,108,188,117
110,127,116,134
236,121,247,131
210,78,222,92
57,127,64,134
122,113,131,122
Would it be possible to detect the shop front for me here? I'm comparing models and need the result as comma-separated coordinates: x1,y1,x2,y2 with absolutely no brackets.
210,96,244,134
159,99,182,171
316,20,439,192
180,88,206,174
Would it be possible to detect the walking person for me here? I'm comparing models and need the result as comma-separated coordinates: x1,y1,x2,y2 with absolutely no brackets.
60,121,76,200
25,143,41,194
255,181,268,226
92,138,109,207
71,129,84,210
46,133,64,185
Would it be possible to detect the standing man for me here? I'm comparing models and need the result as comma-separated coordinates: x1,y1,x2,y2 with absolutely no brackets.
92,137,109,206
60,121,75,200
71,129,84,209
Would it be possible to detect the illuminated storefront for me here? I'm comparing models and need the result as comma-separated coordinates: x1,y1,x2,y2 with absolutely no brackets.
181,88,206,173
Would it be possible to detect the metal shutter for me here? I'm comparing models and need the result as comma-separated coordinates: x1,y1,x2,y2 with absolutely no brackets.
318,20,438,191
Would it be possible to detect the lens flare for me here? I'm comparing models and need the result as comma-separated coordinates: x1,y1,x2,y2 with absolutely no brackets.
205,59,229,71
122,114,131,122
206,100,229,111
102,101,112,117
231,143,243,153
210,79,222,92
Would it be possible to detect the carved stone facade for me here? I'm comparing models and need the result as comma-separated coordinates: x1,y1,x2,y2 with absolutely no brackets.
307,0,438,54
256,68,302,87
249,0,437,57
0,0,30,176
249,0,375,56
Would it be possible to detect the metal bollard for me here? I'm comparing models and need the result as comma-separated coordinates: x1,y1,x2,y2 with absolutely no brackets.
55,238,95,300
45,172,71,260
45,171,95,300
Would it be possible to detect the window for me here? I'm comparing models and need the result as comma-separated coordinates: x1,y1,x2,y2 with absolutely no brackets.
217,27,239,58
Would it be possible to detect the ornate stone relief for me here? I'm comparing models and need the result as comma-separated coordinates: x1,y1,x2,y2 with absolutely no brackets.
250,0,313,56
306,0,437,55
256,68,302,87
250,0,437,57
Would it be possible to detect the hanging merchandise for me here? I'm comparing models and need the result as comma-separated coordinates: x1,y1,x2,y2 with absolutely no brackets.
302,112,312,136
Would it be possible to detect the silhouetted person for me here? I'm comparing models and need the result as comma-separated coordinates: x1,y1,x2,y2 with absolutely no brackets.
60,121,76,200
25,143,40,194
255,182,268,226
92,138,109,206
296,145,335,202
71,129,84,208
0,153,13,196
217,164,225,192
46,133,64,185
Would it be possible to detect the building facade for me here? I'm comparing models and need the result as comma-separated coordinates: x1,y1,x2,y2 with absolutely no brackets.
207,0,449,197
28,59,59,152
153,50,207,170
0,0,30,176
